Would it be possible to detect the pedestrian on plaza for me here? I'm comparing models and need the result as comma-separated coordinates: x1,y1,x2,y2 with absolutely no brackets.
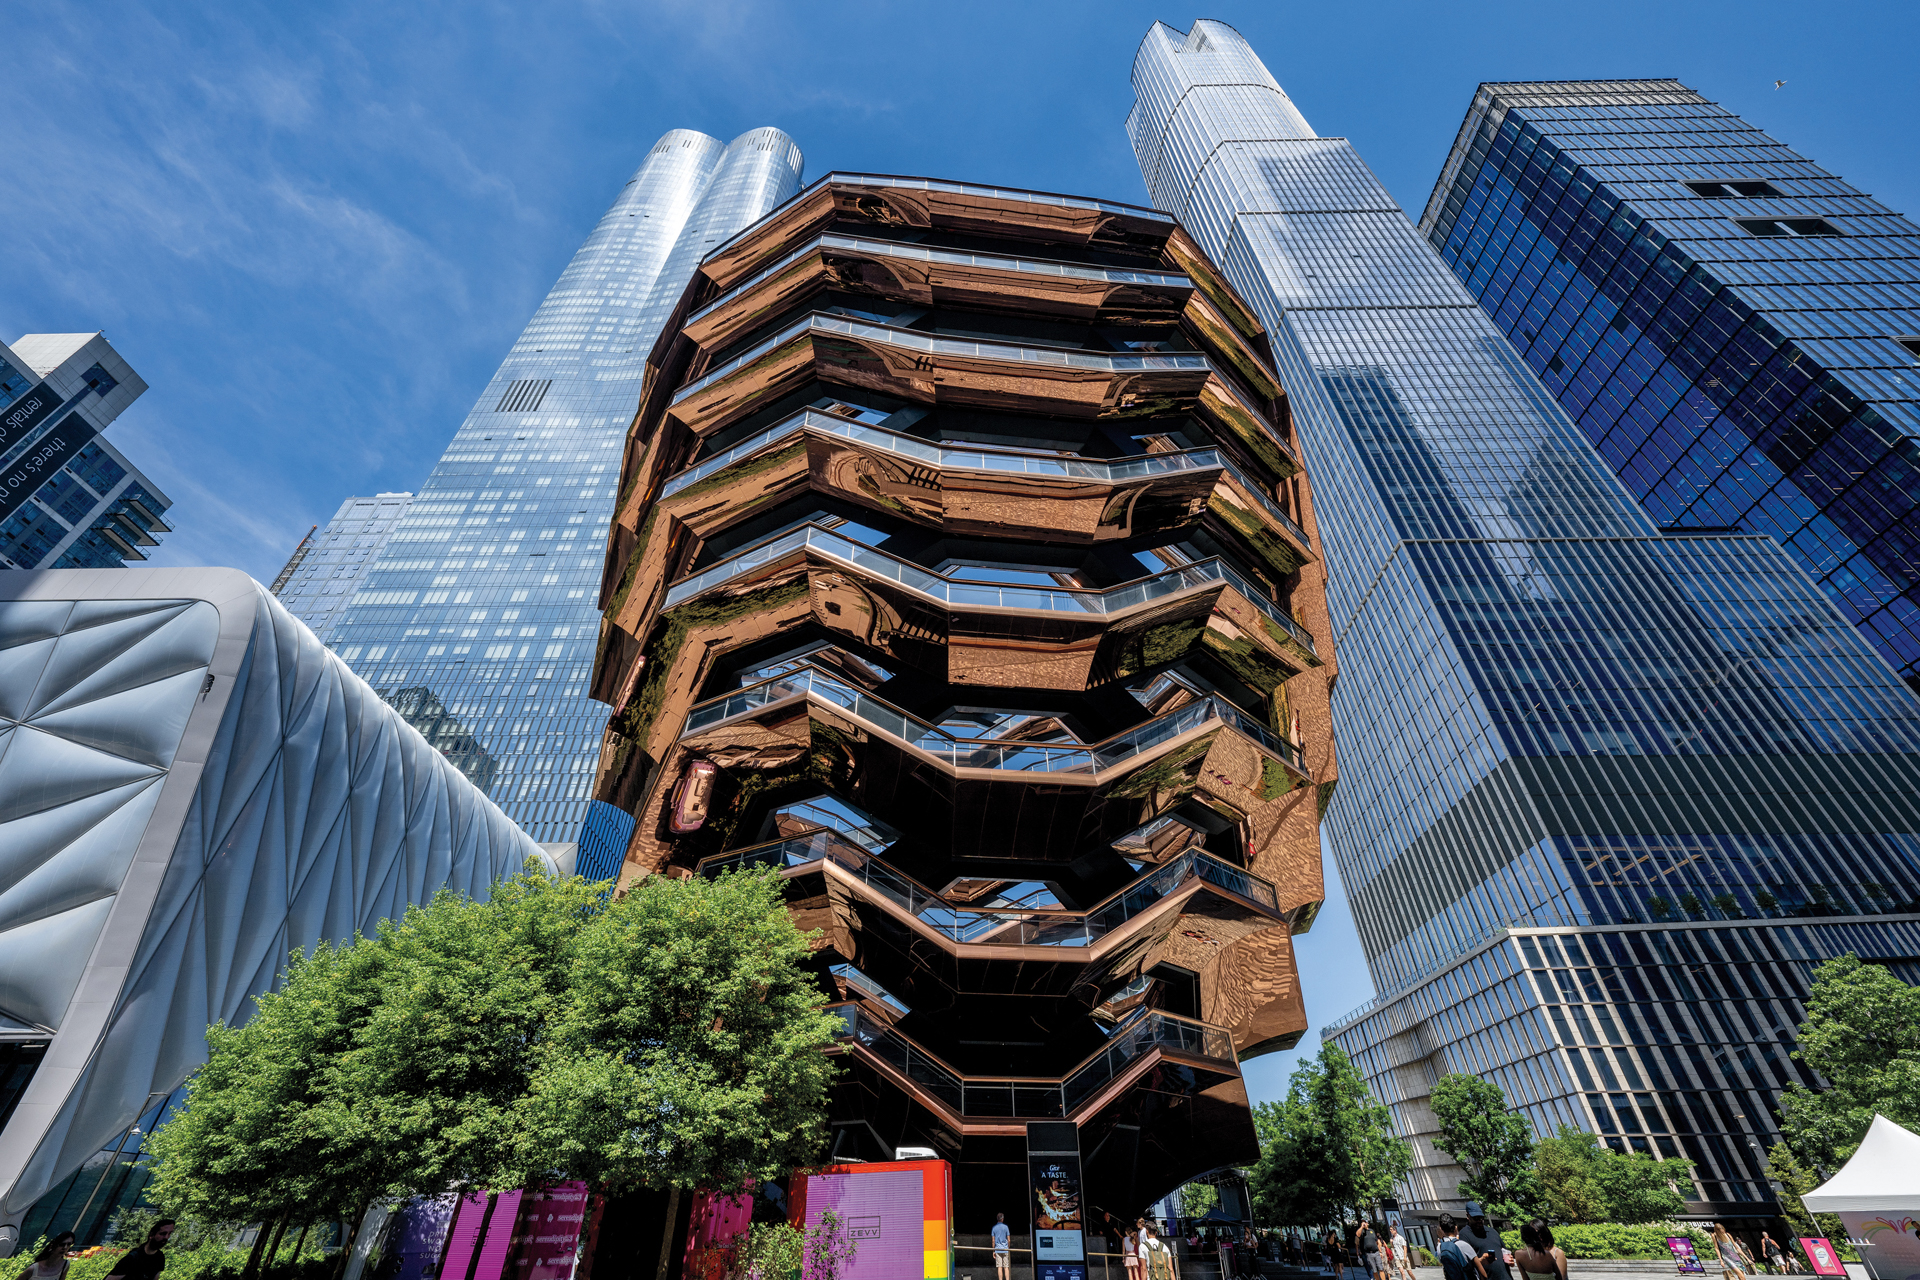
104,1220,173,1280
991,1212,1012,1280
1325,1228,1343,1277
1712,1226,1750,1280
1460,1207,1511,1280
1143,1224,1175,1280
1759,1233,1786,1276
1512,1221,1568,1280
1438,1215,1488,1280
28,1232,76,1280
1124,1223,1142,1280
1390,1223,1418,1280
1356,1219,1389,1280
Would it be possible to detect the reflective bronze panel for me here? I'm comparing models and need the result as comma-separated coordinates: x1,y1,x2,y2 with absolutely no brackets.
590,174,1339,1215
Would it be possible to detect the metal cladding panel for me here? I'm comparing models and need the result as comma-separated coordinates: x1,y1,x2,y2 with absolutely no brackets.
0,568,550,1224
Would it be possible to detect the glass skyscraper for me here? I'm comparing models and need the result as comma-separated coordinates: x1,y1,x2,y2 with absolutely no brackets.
0,333,170,571
1128,21,1920,1209
271,492,415,643
1421,81,1920,692
319,127,803,843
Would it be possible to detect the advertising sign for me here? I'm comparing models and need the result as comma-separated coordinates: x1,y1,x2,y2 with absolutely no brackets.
1665,1237,1705,1274
1840,1213,1920,1280
504,1182,591,1280
1029,1152,1085,1263
789,1158,953,1280
0,381,65,453
1037,1264,1089,1280
1799,1238,1846,1277
0,411,101,524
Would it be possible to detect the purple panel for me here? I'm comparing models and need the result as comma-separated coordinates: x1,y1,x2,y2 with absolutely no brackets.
438,1194,492,1280
802,1170,923,1280
472,1190,524,1280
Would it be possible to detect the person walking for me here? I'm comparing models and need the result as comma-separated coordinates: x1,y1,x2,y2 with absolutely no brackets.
1143,1224,1175,1280
1460,1207,1511,1280
27,1233,76,1280
1325,1228,1343,1279
1712,1225,1750,1280
1389,1223,1418,1280
1512,1221,1568,1280
1356,1220,1389,1280
991,1212,1012,1280
104,1220,173,1280
1124,1223,1142,1280
1759,1233,1785,1276
1437,1216,1488,1280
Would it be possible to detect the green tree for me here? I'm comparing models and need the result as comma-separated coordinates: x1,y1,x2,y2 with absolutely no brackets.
1249,1042,1409,1225
1180,1182,1220,1219
1429,1074,1541,1220
149,863,837,1243
145,930,397,1268
506,867,841,1191
1533,1126,1691,1224
331,868,609,1195
1766,1142,1845,1250
1777,954,1920,1170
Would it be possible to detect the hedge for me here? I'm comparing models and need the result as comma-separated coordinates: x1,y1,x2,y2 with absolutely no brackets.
1498,1223,1713,1260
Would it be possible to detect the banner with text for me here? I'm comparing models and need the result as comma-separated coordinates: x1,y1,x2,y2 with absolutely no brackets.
0,412,101,526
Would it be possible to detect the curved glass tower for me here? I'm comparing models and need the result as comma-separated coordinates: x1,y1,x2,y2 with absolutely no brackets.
320,128,803,843
1130,20,1920,1209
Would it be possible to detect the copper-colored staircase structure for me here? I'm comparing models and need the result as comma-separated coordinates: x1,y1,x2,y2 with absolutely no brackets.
588,173,1339,1220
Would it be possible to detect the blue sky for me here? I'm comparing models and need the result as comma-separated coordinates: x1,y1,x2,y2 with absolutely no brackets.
5,0,1915,1104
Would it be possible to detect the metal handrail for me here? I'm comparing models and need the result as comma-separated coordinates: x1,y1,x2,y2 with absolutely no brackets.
824,1001,1235,1119
698,829,1282,944
673,311,1211,405
679,661,1308,775
699,171,1175,270
663,521,1317,656
659,408,1313,553
689,231,1190,327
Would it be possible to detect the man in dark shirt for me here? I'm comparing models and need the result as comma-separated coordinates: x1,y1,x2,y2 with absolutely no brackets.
105,1220,173,1280
1459,1205,1510,1280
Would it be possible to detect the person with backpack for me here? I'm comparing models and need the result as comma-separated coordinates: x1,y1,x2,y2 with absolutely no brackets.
1438,1214,1488,1280
1355,1220,1388,1280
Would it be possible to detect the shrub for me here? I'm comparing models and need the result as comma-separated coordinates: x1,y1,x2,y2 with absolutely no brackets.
1500,1222,1711,1260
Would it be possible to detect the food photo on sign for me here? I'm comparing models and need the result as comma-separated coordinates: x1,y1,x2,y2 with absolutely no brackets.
1665,1236,1705,1274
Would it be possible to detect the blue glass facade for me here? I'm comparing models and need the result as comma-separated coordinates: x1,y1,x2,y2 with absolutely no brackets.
0,333,170,572
1421,81,1920,690
318,128,802,843
1128,22,1920,1207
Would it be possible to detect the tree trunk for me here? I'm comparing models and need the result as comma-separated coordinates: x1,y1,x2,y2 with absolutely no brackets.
332,1200,370,1280
260,1214,293,1280
243,1214,287,1280
290,1223,311,1264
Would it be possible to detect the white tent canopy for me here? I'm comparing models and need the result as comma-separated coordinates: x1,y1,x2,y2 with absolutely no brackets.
1801,1114,1920,1212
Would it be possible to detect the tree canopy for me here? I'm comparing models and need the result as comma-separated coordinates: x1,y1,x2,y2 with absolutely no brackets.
1249,1041,1409,1226
1534,1126,1691,1225
1429,1073,1541,1220
1776,954,1920,1170
149,865,838,1227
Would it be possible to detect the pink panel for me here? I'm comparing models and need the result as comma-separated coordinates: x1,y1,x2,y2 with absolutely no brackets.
440,1193,493,1280
471,1190,524,1280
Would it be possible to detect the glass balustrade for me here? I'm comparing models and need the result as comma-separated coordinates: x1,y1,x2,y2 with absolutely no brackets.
679,661,1307,774
698,828,1281,945
673,312,1211,406
690,232,1191,328
658,407,1313,555
824,1001,1235,1119
662,520,1316,655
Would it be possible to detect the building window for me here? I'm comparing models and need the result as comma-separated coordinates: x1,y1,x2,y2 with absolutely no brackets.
1685,180,1782,199
1736,217,1841,238
1893,336,1920,360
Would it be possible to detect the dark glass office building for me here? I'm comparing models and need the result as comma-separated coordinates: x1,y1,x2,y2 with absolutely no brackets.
1422,80,1920,690
1129,23,1920,1214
